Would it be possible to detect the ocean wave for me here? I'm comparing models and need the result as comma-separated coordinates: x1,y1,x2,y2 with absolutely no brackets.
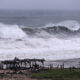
0,20,80,39
0,23,27,39
43,20,80,31
0,21,80,60
21,20,80,38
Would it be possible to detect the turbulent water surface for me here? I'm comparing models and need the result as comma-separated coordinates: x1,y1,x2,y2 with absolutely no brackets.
0,10,80,60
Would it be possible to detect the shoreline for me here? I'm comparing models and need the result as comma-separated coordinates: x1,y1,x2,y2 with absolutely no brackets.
0,49,80,61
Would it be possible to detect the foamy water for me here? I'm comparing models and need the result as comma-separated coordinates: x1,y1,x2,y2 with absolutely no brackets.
0,20,80,60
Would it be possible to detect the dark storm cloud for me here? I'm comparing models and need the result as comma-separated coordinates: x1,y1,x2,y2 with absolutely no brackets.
0,0,80,10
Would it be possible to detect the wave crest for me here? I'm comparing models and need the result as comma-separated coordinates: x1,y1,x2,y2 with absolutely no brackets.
43,20,80,31
21,20,80,38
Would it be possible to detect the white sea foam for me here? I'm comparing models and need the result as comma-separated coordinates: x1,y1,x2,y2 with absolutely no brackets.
0,21,80,60
0,23,27,39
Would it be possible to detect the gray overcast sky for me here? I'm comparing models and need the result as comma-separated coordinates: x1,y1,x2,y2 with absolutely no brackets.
0,0,80,10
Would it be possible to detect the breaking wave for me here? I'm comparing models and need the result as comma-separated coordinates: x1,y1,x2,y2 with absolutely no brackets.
0,23,27,39
44,20,80,31
0,20,80,60
22,20,80,38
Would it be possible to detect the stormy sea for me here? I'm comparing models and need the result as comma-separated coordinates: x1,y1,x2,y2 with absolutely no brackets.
0,10,80,63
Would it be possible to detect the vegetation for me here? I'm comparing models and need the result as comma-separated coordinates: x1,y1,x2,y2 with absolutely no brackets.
27,68,80,80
